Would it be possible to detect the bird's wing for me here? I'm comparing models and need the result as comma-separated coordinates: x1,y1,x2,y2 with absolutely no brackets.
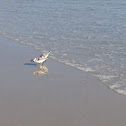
38,57,42,60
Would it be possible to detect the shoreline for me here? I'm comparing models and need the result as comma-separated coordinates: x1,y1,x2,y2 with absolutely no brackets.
0,35,126,126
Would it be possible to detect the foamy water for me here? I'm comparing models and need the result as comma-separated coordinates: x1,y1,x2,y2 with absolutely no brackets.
0,0,126,95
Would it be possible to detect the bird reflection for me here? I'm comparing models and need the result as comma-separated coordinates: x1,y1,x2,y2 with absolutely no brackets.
33,64,48,75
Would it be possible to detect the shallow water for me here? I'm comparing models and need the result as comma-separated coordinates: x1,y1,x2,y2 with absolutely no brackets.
0,0,126,95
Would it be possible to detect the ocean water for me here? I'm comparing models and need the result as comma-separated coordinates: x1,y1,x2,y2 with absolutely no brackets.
0,0,126,95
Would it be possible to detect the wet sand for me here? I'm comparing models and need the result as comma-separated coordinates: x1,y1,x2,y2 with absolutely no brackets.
0,35,126,126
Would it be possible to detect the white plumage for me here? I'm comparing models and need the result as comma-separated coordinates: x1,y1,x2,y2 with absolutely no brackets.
31,51,51,64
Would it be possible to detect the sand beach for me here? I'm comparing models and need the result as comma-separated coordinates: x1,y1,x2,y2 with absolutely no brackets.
0,36,126,126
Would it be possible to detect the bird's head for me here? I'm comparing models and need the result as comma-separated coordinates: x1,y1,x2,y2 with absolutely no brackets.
33,58,37,62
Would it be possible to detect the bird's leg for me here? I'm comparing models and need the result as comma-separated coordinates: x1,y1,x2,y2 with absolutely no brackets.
39,63,42,67
42,60,46,66
36,64,40,69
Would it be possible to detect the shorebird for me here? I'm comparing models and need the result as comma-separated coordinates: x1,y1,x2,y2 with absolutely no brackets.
31,51,51,65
